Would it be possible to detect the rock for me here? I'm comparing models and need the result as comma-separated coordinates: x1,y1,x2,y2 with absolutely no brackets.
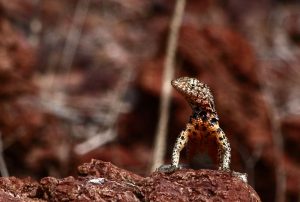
142,169,260,201
40,176,140,202
0,159,261,201
0,177,43,202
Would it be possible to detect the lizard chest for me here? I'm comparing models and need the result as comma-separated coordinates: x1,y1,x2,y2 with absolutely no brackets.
186,118,217,140
185,118,218,160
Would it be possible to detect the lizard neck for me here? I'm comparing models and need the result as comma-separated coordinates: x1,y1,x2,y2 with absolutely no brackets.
190,107,218,123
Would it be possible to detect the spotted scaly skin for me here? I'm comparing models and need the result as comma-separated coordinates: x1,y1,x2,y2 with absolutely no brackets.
170,77,231,171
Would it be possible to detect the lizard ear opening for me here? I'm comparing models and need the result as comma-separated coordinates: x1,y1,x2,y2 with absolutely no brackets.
199,110,207,118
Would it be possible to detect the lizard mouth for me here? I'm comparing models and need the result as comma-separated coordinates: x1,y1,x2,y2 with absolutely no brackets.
171,79,181,94
171,77,188,93
171,78,179,88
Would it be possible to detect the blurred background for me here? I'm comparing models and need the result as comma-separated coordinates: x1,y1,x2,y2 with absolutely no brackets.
0,0,299,201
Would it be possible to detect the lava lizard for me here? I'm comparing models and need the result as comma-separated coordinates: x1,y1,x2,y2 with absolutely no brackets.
158,77,247,182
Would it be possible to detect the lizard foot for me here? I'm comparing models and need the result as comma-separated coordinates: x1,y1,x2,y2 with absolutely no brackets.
156,164,186,173
231,171,248,183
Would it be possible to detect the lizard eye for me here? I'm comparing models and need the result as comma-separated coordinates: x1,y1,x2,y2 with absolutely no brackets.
211,118,218,124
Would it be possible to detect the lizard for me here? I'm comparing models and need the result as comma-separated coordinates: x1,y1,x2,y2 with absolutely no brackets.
158,77,247,182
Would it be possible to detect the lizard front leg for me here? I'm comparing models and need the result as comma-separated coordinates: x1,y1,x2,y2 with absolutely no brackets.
171,129,189,168
215,128,231,170
157,129,189,172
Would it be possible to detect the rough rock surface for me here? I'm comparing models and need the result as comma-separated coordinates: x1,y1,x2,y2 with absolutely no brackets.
0,177,42,201
0,159,261,201
142,169,260,202
40,176,141,202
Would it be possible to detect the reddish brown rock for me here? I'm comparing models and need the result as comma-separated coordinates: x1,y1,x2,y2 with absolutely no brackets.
0,7,36,98
0,159,261,201
0,177,42,202
40,176,141,202
142,169,260,202
78,159,143,184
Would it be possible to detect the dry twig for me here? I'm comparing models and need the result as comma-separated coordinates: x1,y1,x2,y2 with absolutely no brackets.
0,132,9,177
74,69,133,154
151,0,186,171
259,71,286,202
60,0,90,77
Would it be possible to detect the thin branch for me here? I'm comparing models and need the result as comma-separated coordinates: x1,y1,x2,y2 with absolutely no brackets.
0,132,9,177
60,0,90,76
234,141,263,186
74,69,133,154
151,0,186,171
259,73,286,202
74,127,117,155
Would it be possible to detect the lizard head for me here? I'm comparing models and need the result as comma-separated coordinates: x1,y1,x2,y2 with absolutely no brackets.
171,77,216,113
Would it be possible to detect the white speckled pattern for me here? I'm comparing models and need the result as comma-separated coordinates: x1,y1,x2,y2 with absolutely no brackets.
170,77,231,171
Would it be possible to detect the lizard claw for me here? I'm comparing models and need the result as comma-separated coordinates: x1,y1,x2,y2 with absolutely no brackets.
218,167,248,183
231,171,248,183
156,164,181,173
218,166,230,172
